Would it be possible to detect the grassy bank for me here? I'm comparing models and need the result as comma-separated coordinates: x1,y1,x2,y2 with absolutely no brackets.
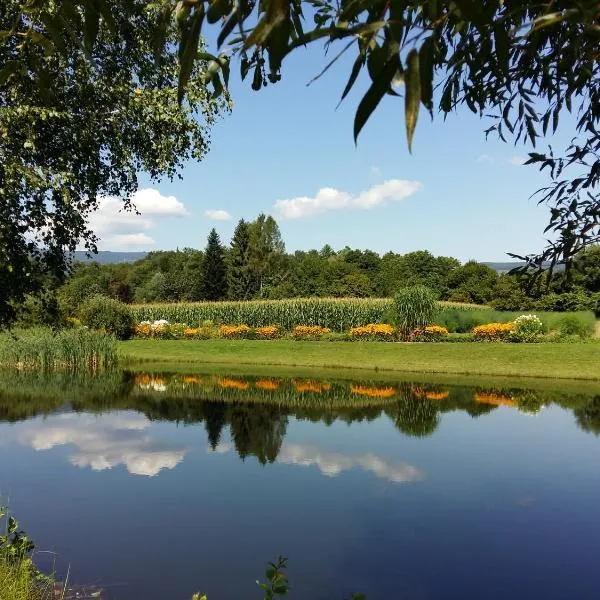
119,339,600,380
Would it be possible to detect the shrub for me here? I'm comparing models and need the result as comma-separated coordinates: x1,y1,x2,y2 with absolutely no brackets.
412,325,449,341
256,325,281,339
472,322,515,341
292,325,331,340
556,315,594,338
393,286,438,340
512,314,544,342
349,323,395,340
78,295,133,340
219,324,251,338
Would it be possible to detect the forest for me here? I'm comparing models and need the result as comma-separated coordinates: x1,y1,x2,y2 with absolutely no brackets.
51,214,600,317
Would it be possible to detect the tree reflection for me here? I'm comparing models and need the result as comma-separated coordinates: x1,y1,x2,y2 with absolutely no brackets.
575,396,600,436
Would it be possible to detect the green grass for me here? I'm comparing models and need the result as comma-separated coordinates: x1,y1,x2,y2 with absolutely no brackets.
0,328,117,371
0,557,55,600
119,339,600,380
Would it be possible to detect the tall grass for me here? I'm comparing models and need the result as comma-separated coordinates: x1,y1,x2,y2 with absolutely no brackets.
130,298,483,332
129,298,596,335
0,328,117,371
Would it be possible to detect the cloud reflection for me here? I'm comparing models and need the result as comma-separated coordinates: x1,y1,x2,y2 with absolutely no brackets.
17,412,186,477
211,442,422,483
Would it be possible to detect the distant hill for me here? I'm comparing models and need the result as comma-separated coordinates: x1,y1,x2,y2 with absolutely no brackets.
72,250,147,264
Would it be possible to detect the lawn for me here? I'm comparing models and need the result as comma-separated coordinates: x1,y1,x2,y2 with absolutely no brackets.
120,339,600,381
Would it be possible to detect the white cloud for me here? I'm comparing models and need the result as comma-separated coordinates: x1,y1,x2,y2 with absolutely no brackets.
274,179,422,220
17,412,187,477
509,155,527,166
204,209,232,221
85,188,189,250
476,154,494,164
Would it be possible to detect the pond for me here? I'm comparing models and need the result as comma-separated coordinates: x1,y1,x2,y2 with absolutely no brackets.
1,369,599,599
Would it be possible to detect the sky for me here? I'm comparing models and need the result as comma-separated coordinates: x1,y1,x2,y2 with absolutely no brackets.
90,41,572,262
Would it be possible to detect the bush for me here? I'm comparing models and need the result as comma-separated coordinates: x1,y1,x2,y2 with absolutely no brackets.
512,314,544,342
256,325,281,339
556,315,594,338
78,295,133,340
393,286,438,340
219,324,251,338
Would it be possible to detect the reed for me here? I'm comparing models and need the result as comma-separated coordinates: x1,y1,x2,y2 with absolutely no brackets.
0,328,117,371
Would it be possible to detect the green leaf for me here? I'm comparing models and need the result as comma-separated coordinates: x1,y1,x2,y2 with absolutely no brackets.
418,37,434,111
354,58,397,142
493,22,509,74
83,0,100,56
178,6,205,104
404,48,421,153
339,54,365,104
207,0,232,25
0,61,20,86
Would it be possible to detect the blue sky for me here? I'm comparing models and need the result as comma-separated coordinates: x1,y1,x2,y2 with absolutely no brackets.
93,43,568,262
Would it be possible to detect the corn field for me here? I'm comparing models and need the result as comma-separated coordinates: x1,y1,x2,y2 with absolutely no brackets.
129,298,485,332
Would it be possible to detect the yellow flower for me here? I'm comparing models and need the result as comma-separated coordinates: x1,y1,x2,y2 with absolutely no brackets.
350,384,396,398
255,378,280,390
294,380,331,393
475,392,516,407
219,324,250,337
472,322,515,340
218,377,249,390
256,325,280,339
349,323,395,338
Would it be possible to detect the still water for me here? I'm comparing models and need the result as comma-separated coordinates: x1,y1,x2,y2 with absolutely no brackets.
1,369,599,599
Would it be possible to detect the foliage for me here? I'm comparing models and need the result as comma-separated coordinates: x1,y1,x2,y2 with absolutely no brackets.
512,314,544,342
78,296,133,340
472,322,516,341
393,286,438,340
0,0,228,326
0,327,117,371
202,229,228,301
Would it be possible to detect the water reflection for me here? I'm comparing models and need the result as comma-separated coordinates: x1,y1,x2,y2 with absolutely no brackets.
17,412,187,476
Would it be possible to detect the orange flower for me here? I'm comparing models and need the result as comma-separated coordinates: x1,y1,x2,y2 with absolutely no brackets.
183,375,201,384
472,322,515,340
350,384,396,398
475,392,516,407
425,390,450,401
292,325,331,339
184,328,198,337
133,374,151,386
219,377,249,390
349,323,395,338
256,325,280,339
255,378,280,390
294,380,331,393
219,324,250,337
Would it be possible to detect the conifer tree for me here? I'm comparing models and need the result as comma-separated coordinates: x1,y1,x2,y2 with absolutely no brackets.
201,228,227,301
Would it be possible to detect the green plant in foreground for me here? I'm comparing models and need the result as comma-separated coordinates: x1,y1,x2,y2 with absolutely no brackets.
393,286,438,340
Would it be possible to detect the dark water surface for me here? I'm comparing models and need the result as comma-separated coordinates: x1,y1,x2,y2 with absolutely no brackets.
1,369,599,600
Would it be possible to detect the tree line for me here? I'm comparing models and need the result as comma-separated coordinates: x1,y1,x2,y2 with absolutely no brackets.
52,215,600,316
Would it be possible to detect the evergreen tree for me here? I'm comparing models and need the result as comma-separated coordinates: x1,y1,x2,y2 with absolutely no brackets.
228,219,253,300
201,228,227,301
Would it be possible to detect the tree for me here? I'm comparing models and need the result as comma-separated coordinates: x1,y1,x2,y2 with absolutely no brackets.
6,0,597,272
201,229,228,301
0,0,228,325
228,219,253,300
248,214,286,295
